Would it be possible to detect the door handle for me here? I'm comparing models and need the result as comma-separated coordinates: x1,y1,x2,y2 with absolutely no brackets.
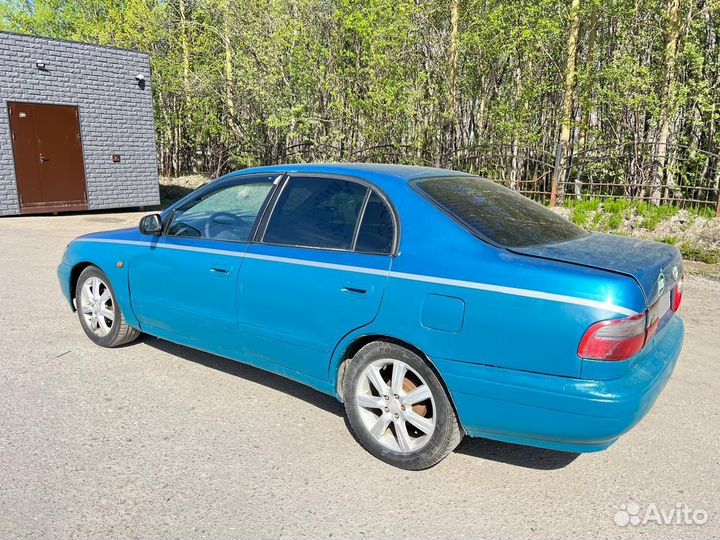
341,286,367,295
39,154,49,162
210,267,231,275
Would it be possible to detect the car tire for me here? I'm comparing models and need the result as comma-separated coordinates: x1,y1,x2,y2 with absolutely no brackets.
343,341,463,469
75,266,140,348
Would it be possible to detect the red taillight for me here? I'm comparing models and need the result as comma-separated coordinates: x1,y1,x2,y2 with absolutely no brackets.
578,312,648,361
672,275,684,312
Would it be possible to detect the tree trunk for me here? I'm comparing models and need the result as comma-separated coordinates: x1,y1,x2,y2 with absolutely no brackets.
575,8,598,199
178,0,191,174
650,0,682,205
222,14,237,138
510,65,521,190
447,0,460,160
550,0,581,206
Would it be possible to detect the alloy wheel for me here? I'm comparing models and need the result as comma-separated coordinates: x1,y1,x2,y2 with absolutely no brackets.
79,276,115,337
355,358,436,453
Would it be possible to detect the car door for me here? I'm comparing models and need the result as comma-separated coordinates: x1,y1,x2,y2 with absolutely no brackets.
129,174,278,354
237,174,397,382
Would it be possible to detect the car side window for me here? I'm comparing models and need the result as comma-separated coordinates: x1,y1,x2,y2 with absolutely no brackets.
355,192,394,254
167,180,274,242
263,177,369,250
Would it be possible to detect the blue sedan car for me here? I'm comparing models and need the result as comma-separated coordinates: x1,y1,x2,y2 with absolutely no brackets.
58,164,685,469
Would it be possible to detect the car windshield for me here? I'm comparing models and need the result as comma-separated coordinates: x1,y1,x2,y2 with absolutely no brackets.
414,176,587,248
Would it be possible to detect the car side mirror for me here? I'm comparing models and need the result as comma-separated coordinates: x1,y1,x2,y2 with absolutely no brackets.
139,213,163,236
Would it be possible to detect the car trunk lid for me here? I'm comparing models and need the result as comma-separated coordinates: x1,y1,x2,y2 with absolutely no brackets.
512,232,683,307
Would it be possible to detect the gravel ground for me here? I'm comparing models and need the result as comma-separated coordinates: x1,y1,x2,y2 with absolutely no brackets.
1,211,719,540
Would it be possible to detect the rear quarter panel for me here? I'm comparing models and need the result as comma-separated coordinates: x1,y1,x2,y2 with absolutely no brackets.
331,181,647,380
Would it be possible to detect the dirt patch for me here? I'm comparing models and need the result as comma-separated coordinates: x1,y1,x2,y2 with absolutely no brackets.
683,260,720,280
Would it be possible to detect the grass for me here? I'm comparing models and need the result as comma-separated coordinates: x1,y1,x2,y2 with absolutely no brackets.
694,206,718,219
565,199,690,232
658,236,720,264
635,203,679,230
571,206,589,228
677,244,720,264
561,199,720,265
607,212,624,230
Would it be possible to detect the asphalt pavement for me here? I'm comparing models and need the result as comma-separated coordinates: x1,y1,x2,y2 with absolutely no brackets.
1,211,718,539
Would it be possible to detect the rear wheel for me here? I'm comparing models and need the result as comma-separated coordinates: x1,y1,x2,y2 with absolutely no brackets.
343,341,463,469
75,266,140,348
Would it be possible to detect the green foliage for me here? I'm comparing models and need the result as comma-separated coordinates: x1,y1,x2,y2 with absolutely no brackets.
677,244,720,265
634,203,679,231
602,199,628,215
567,201,719,264
571,206,590,228
693,206,718,220
567,199,708,233
0,0,718,198
606,212,623,230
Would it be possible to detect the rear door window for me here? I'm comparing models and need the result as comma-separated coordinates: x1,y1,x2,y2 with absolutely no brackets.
414,176,587,248
355,192,394,254
263,177,369,250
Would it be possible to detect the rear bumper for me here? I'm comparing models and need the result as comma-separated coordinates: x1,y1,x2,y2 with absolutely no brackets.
439,316,684,453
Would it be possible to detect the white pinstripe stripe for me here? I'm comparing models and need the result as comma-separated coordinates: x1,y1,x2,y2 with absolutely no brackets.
75,237,638,316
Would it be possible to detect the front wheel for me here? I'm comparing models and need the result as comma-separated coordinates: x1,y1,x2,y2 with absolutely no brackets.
75,266,140,348
343,341,463,469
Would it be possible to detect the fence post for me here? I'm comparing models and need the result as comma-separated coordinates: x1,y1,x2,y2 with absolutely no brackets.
716,190,720,218
549,141,564,207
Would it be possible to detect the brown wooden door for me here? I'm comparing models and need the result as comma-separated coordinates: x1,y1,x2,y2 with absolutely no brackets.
8,102,88,213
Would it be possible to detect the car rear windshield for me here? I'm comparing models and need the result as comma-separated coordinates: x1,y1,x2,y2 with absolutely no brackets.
414,176,587,248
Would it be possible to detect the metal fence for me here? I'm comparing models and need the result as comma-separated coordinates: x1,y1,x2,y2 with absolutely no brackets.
282,141,720,216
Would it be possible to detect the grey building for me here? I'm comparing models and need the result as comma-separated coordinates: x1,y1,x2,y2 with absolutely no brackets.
0,32,159,216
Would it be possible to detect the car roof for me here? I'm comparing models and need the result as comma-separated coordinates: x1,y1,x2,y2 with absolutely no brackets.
222,163,471,183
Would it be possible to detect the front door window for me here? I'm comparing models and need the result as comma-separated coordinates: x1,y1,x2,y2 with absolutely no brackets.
167,181,274,242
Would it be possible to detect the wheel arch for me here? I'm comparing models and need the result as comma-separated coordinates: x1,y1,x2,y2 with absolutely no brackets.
68,261,98,310
333,334,464,433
